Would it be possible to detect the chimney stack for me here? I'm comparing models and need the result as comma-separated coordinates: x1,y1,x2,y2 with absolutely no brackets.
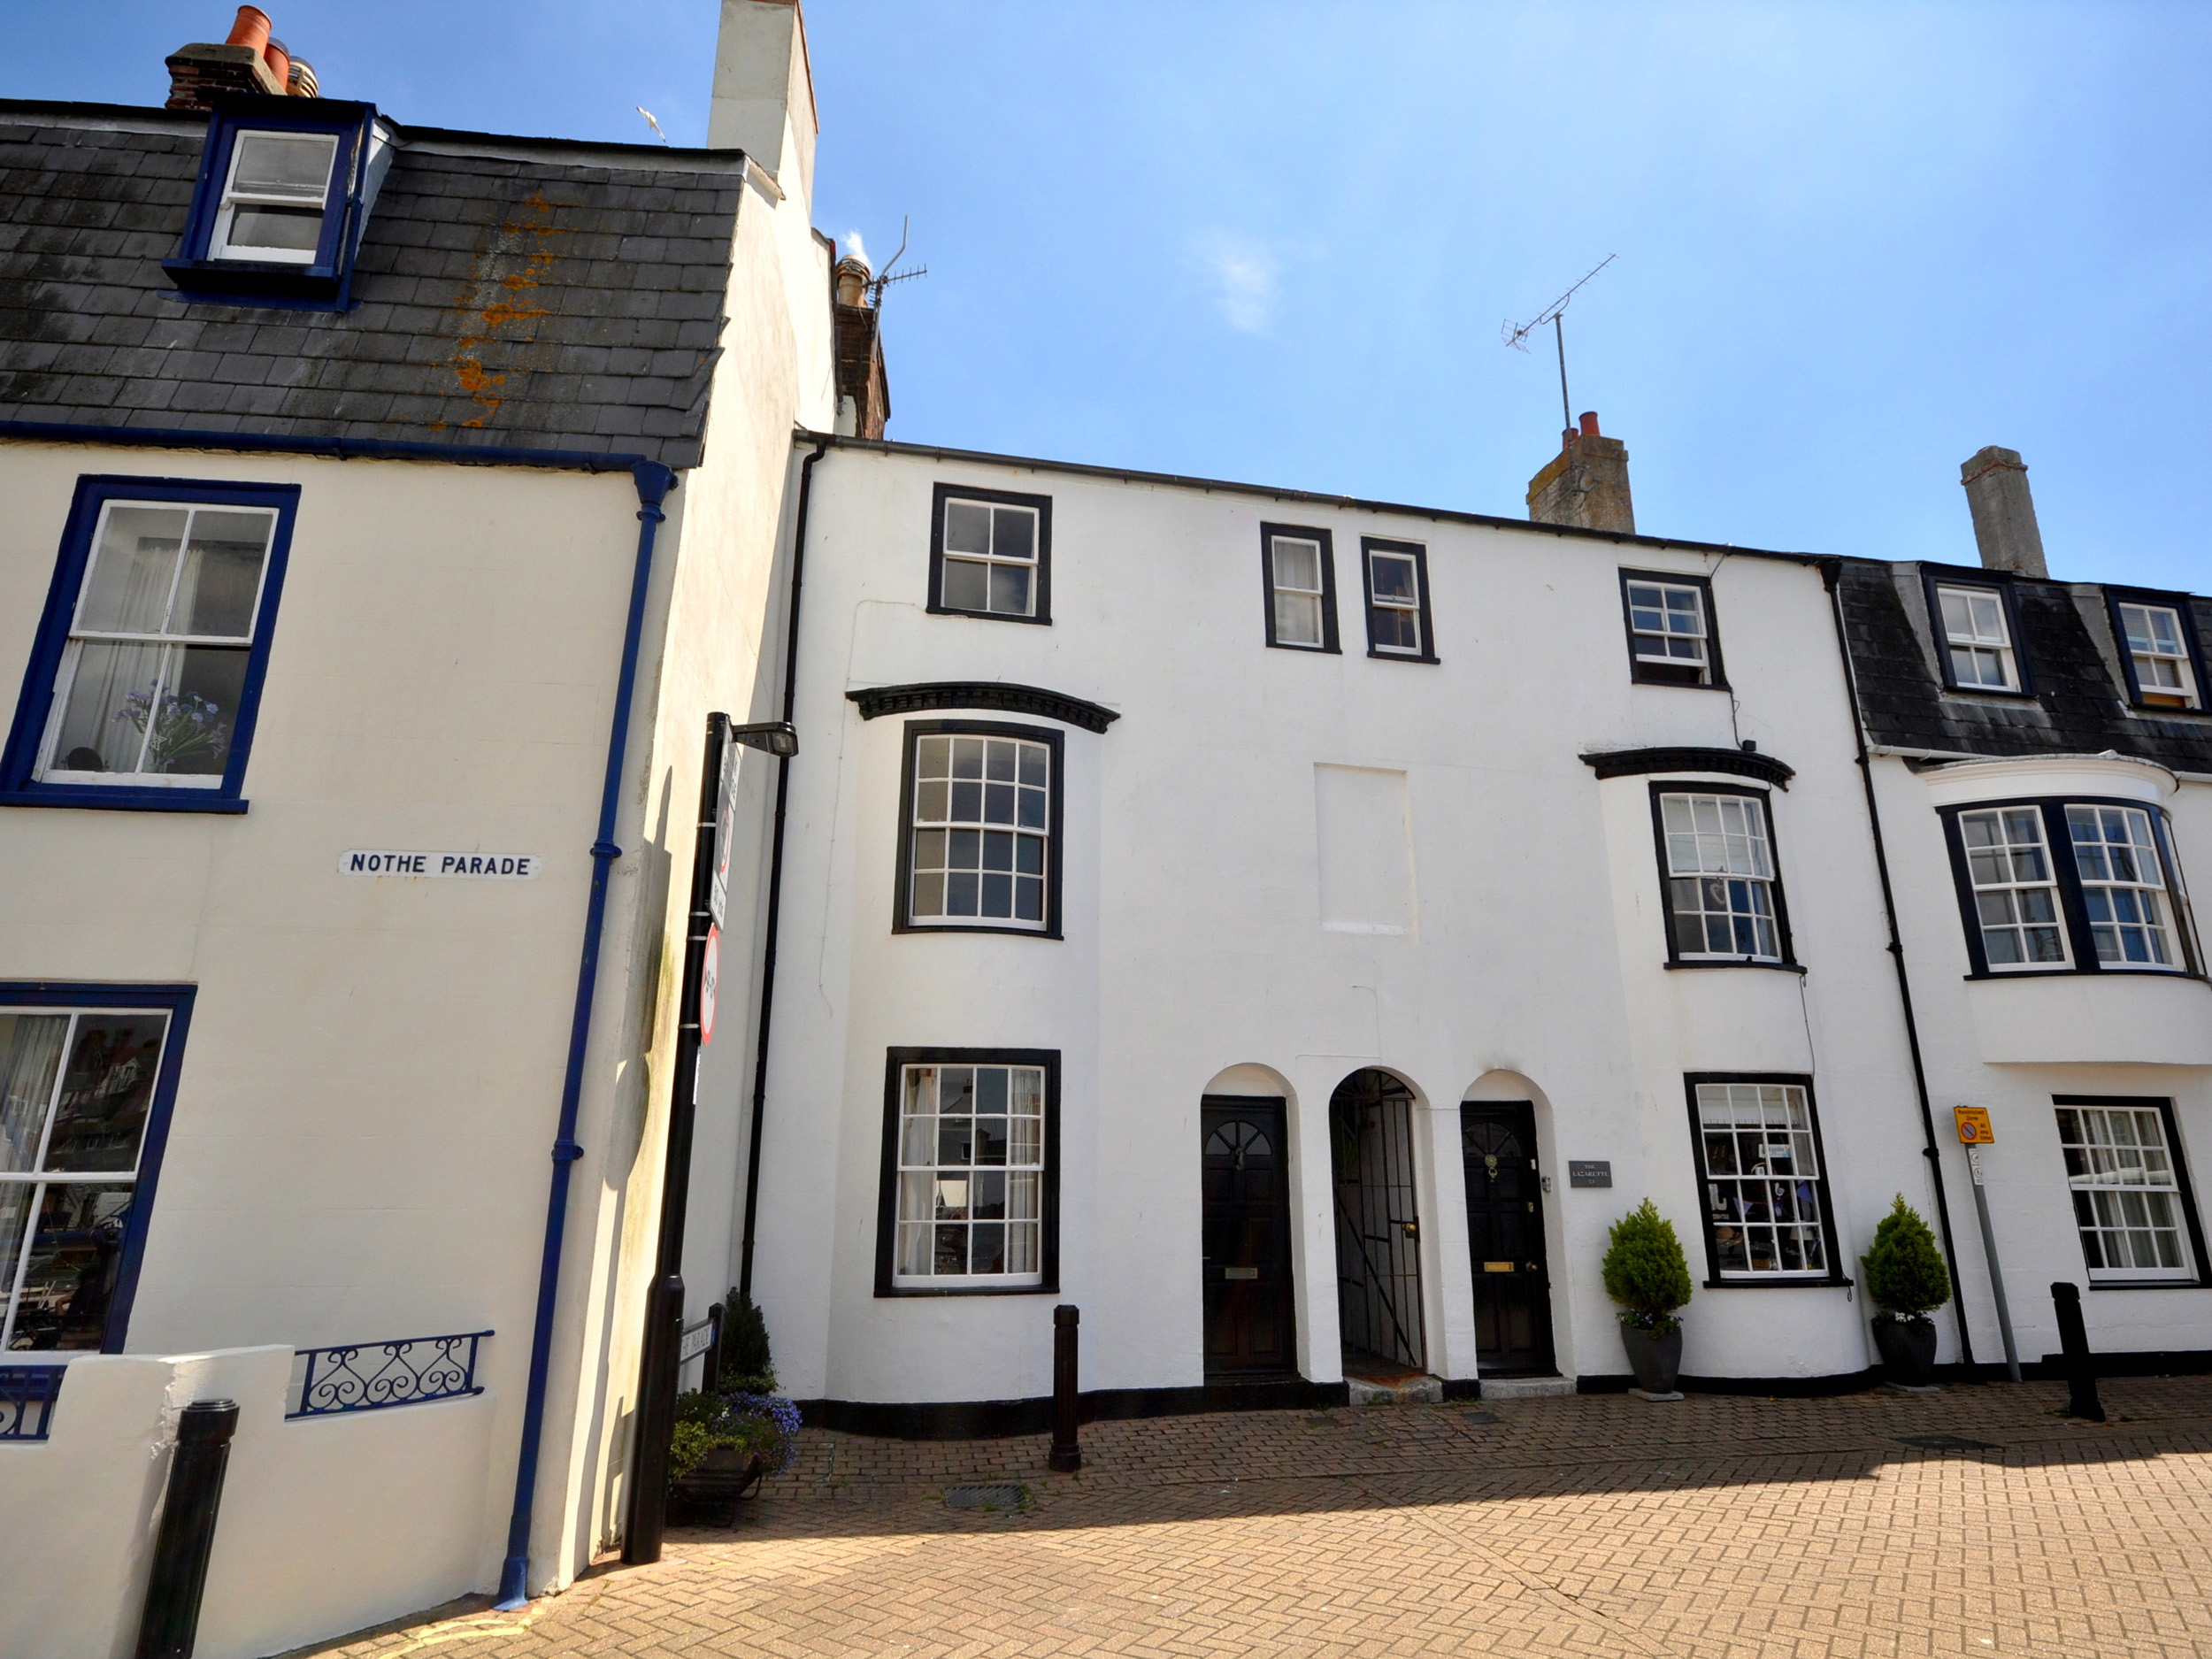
832,250,888,438
1526,411,1635,534
708,0,818,211
1960,446,2048,579
166,8,316,110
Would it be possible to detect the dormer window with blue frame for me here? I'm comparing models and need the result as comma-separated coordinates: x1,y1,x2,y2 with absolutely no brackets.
165,98,384,306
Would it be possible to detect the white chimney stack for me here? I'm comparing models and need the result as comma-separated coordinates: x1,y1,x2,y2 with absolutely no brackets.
708,0,818,210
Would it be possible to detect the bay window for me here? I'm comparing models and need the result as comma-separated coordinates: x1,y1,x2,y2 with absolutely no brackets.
878,1049,1059,1295
2054,1097,2204,1285
896,722,1063,936
1651,786,1793,966
1686,1076,1839,1283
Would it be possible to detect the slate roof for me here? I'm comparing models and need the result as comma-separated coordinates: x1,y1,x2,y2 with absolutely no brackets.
0,101,750,469
1836,559,2212,773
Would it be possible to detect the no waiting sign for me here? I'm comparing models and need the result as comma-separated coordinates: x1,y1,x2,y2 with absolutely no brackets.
698,925,720,1047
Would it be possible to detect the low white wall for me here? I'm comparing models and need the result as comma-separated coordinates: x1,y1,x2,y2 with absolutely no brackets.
0,1347,498,1659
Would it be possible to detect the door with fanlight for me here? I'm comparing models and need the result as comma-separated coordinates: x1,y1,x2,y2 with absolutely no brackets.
1202,1096,1296,1377
1461,1102,1555,1377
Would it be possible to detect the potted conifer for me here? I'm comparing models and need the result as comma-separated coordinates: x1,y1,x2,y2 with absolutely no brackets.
1603,1200,1694,1398
1861,1196,1951,1388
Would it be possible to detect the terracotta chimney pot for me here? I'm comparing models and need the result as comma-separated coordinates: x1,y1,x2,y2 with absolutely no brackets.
225,5,272,52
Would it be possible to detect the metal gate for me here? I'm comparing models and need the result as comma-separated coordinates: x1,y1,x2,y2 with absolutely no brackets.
1329,1069,1425,1371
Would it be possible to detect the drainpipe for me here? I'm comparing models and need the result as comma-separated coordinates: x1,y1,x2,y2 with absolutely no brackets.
737,434,831,1299
1818,559,1976,1371
496,459,677,1610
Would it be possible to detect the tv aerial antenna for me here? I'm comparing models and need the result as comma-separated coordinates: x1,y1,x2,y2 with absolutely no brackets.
866,216,928,309
1502,254,1616,433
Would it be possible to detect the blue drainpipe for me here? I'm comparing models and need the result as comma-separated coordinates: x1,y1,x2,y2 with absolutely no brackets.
495,459,676,1609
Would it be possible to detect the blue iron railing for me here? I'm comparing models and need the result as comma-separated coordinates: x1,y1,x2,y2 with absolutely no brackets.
0,1364,65,1441
288,1330,491,1419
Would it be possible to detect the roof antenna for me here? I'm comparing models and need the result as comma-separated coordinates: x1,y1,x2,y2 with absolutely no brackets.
866,215,928,309
634,106,671,146
1503,254,1617,434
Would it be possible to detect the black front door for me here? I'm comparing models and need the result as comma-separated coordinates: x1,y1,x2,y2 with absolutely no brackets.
1461,1102,1555,1377
1202,1096,1296,1377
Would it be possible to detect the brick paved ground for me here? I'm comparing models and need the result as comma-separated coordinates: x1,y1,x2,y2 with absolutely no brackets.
303,1376,2212,1659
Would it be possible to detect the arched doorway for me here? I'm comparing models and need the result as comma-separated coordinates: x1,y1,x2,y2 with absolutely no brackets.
1460,1101,1555,1377
1329,1069,1425,1374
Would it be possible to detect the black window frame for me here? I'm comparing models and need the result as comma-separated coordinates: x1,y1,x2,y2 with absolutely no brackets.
2052,1094,2210,1289
1939,795,2201,980
1922,566,2036,697
875,1046,1062,1298
0,474,301,813
892,718,1065,940
1683,1071,1849,1290
2104,587,2209,714
1259,523,1340,654
1646,780,1801,972
1359,536,1439,664
1617,568,1727,690
926,483,1053,626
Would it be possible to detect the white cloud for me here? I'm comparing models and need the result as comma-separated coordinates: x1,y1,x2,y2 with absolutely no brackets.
844,229,871,268
1195,232,1279,334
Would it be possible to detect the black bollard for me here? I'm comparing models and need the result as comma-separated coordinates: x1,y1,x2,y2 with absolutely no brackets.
1048,1304,1081,1472
135,1398,241,1659
624,1273,687,1564
2049,1281,2105,1423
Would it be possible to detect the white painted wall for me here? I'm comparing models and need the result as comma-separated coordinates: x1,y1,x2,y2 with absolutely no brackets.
747,442,1947,1406
1,1347,496,1659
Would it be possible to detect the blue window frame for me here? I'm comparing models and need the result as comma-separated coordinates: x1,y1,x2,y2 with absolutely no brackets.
0,983,196,1354
164,98,383,308
0,476,299,813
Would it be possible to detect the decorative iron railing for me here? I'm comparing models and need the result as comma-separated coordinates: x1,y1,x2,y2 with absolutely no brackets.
0,1363,65,1441
288,1330,491,1419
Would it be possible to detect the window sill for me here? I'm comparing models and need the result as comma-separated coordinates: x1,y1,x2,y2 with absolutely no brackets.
895,922,1062,941
1963,967,2202,985
1266,641,1340,655
876,1281,1058,1299
2126,701,2210,718
2085,1278,2207,1291
1938,685,2038,703
1701,1276,1854,1291
0,787,248,815
162,256,346,305
1667,959,1807,976
924,603,1052,627
1367,649,1440,665
1629,672,1732,692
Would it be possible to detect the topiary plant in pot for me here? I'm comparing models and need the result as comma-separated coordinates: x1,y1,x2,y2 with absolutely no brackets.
1603,1200,1694,1396
1861,1195,1951,1387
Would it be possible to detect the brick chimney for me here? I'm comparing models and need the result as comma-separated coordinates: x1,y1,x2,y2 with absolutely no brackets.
832,251,889,438
1959,445,2048,579
166,8,315,110
1527,411,1634,534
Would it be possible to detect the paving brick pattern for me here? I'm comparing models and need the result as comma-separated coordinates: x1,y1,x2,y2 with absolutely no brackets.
304,1378,2212,1658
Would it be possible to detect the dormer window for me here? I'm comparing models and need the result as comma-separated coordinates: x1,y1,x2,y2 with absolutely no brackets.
211,131,339,262
165,99,382,306
2108,593,2205,712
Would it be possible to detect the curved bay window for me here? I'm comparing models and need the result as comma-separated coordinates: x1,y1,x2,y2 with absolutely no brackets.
1649,784,1794,967
1943,796,2197,977
895,721,1064,937
1686,1076,1839,1284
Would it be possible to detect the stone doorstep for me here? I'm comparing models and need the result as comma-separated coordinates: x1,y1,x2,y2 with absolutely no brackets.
1345,1373,1445,1405
1479,1376,1578,1400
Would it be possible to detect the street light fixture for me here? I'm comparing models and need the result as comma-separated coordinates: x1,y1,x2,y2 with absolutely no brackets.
727,720,799,758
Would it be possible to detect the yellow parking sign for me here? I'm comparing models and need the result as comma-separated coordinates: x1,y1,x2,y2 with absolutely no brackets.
1955,1106,1994,1145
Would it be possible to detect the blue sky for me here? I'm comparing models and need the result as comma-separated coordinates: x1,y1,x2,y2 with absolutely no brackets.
12,3,2212,588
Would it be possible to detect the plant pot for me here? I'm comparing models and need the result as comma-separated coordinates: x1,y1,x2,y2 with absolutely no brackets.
667,1448,766,1529
1618,1322,1683,1395
1872,1316,1938,1386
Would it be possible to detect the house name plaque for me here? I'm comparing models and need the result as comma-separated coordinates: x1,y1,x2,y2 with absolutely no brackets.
341,850,541,879
1567,1160,1613,1188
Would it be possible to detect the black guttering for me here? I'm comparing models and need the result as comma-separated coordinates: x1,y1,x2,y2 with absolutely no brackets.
0,423,674,475
1581,746,1795,789
1817,557,1976,1371
848,682,1118,734
811,434,1831,567
739,437,832,1300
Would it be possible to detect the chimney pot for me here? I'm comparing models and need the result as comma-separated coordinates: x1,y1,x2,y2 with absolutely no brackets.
225,6,272,52
1578,411,1601,437
287,58,317,97
833,255,871,310
263,37,291,93
1960,445,2048,580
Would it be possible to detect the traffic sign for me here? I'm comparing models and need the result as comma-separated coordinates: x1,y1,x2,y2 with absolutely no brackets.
698,925,720,1047
1954,1105,1993,1145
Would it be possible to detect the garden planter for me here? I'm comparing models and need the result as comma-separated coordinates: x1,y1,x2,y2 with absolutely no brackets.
667,1448,766,1529
1872,1317,1938,1387
1619,1322,1683,1396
